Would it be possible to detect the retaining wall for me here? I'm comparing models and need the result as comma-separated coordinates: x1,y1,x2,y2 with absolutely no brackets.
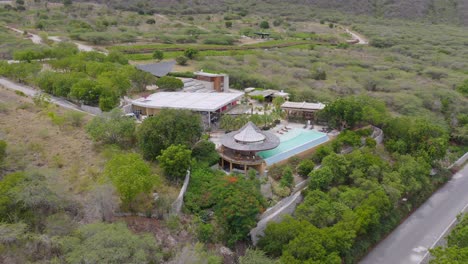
171,170,191,215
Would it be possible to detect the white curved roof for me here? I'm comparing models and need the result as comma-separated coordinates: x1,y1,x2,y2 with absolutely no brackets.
132,92,243,112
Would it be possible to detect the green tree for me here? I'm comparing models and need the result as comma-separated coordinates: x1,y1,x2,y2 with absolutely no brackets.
320,96,365,130
297,159,315,177
86,109,136,147
192,140,219,166
430,214,468,264
137,109,202,160
156,76,184,91
59,222,161,263
260,21,270,29
214,175,265,246
157,144,192,181
272,96,285,110
184,48,199,59
321,153,350,185
128,67,157,92
104,153,158,205
448,214,468,248
70,79,101,105
296,190,350,228
308,166,334,190
152,50,164,61
258,216,307,257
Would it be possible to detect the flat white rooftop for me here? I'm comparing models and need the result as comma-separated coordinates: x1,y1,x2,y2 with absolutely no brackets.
132,92,244,112
281,101,326,111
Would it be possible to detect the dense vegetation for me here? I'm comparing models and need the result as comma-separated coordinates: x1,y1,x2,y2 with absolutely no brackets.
430,213,468,263
185,166,266,246
0,0,467,263
257,99,451,263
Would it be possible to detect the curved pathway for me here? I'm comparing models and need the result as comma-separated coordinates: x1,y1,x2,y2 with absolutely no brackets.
360,163,468,264
345,28,369,45
5,26,105,53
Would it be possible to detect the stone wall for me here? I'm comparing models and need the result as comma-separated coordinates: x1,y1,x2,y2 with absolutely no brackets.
250,190,304,245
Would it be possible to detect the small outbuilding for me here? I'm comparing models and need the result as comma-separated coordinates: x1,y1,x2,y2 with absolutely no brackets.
281,101,326,120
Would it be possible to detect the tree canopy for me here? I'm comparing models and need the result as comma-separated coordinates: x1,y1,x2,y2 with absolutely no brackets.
104,153,159,205
157,144,192,181
137,109,202,160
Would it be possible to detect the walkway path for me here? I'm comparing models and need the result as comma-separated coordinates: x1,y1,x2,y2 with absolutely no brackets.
360,163,468,264
345,28,369,45
5,26,105,53
0,77,88,114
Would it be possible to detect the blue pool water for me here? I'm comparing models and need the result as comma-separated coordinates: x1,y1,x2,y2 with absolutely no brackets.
258,129,329,166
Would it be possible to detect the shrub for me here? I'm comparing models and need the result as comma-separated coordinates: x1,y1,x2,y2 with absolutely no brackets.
259,21,270,29
64,111,86,127
225,21,232,28
152,50,164,61
281,166,294,188
365,137,377,148
176,56,188,66
197,222,215,243
312,145,333,163
297,159,315,177
312,68,327,80
156,76,183,91
184,48,199,59
0,140,6,164
146,18,156,24
457,79,468,96
86,109,136,147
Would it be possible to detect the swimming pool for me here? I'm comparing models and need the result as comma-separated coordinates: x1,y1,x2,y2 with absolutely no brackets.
258,129,329,166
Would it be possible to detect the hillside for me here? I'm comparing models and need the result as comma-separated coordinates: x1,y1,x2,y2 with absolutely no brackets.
71,0,468,25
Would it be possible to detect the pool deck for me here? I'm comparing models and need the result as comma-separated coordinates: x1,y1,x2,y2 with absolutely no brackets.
210,122,337,166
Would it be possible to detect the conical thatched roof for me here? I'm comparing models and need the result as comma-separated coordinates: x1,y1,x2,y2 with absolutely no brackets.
234,122,266,143
221,122,280,152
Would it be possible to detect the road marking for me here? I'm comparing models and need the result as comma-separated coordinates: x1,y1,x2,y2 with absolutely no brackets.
418,202,468,263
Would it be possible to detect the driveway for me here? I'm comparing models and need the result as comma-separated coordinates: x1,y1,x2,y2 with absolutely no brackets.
0,78,88,114
360,163,468,264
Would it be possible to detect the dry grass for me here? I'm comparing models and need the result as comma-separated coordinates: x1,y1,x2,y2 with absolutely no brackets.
0,87,105,193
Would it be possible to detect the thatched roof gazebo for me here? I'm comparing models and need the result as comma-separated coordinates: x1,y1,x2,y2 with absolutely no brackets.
219,122,280,174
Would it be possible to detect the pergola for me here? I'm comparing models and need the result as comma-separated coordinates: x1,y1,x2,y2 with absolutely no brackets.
281,101,326,120
219,122,280,174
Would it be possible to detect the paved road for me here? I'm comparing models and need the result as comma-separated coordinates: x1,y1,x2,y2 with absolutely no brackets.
0,78,88,114
360,163,468,264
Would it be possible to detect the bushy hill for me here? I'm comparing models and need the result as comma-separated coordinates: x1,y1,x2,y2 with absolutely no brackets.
70,0,468,25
